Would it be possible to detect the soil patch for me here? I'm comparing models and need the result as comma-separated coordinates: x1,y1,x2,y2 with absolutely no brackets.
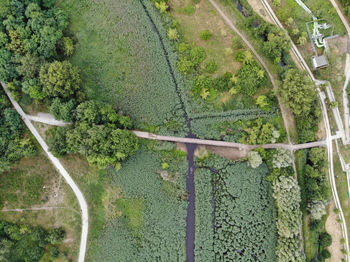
325,201,344,262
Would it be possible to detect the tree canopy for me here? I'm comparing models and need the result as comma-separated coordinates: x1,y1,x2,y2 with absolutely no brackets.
280,69,316,116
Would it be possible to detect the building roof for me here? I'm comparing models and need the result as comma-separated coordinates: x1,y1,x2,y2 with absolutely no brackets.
311,55,328,70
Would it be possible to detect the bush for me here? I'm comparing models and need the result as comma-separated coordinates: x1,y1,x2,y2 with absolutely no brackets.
204,60,217,74
200,30,212,40
184,4,195,15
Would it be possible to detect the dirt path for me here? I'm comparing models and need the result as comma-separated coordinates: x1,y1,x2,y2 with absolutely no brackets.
326,202,344,262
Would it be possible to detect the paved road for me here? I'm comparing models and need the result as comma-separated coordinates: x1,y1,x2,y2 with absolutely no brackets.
260,0,350,259
27,113,70,127
133,131,326,150
2,83,88,262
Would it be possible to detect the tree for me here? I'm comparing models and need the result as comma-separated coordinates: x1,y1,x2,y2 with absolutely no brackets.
273,176,302,238
63,37,74,56
247,151,262,168
273,148,293,168
39,60,82,99
46,227,65,244
189,46,206,66
49,98,75,122
47,127,70,157
236,61,266,96
256,95,271,111
280,69,317,115
22,78,46,100
308,200,327,220
155,1,168,13
168,28,178,40
16,54,41,79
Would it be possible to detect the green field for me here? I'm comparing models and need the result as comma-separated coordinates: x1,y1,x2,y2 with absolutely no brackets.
57,0,186,129
195,156,277,261
87,148,188,261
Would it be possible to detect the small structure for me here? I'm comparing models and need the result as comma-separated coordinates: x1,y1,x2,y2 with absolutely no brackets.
311,55,328,70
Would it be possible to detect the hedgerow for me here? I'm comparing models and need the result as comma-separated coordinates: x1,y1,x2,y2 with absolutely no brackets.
89,149,188,261
195,156,277,261
191,113,279,141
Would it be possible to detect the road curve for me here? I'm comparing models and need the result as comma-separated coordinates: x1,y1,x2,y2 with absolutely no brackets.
2,83,88,262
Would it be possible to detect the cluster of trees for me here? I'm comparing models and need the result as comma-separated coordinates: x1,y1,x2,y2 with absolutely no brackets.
0,89,37,173
240,118,281,145
47,101,138,169
304,148,329,220
273,176,305,262
0,220,65,261
254,22,291,63
339,0,350,20
280,69,321,142
0,0,139,169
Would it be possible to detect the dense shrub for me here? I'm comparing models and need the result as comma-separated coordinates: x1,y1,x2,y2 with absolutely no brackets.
0,220,65,262
236,60,266,96
0,89,37,173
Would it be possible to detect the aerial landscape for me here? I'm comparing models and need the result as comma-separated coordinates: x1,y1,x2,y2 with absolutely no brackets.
2,0,350,261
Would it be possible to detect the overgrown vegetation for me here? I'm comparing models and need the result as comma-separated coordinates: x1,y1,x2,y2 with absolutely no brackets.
0,89,37,173
89,147,188,261
194,155,277,261
280,69,321,143
0,220,65,262
297,148,332,261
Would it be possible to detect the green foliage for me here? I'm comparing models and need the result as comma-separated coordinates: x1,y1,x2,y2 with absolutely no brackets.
16,54,41,80
39,60,82,100
167,28,178,40
66,124,139,169
204,59,217,74
21,78,46,100
184,4,195,15
280,69,316,116
90,149,187,261
241,118,277,144
200,30,212,40
255,22,291,63
49,98,76,122
256,95,272,111
116,198,144,237
63,37,74,56
273,176,305,261
0,89,37,173
0,220,65,262
236,60,266,96
195,157,277,261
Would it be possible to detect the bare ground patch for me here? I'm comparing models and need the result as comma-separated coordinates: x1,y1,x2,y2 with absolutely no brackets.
326,201,344,262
